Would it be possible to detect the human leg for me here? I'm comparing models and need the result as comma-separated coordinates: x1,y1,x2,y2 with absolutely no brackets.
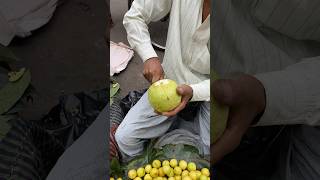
115,92,174,157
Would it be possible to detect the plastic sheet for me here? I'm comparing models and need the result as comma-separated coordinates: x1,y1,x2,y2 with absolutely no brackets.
110,41,134,76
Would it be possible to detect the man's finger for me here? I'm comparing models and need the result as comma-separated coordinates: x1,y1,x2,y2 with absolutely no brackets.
152,74,160,83
212,126,242,164
148,74,154,83
162,100,187,117
143,71,150,82
154,110,162,115
212,108,251,164
176,86,185,96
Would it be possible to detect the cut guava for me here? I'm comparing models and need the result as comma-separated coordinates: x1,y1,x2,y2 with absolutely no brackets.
148,79,181,112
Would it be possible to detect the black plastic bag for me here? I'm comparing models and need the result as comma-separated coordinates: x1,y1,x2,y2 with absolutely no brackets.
119,89,147,116
38,89,107,148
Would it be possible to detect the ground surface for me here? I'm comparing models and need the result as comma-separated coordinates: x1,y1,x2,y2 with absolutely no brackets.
110,0,167,97
9,0,107,120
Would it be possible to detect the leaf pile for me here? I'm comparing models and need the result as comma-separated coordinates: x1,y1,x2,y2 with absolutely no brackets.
0,69,31,115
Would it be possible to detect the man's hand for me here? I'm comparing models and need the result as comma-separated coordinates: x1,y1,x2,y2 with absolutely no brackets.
211,74,266,164
161,84,193,117
143,57,164,83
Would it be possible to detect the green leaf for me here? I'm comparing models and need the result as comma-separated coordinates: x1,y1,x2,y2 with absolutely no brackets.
110,158,123,178
8,68,26,82
0,69,31,114
110,81,120,106
125,140,156,172
0,115,16,140
110,82,120,98
211,71,229,144
0,45,18,63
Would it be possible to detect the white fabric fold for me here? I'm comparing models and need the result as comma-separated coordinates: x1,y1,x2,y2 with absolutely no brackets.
0,0,58,46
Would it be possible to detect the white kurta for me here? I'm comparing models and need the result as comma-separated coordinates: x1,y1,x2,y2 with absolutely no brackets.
123,0,210,102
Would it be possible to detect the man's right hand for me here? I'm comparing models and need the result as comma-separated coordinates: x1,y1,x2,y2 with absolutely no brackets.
143,57,164,83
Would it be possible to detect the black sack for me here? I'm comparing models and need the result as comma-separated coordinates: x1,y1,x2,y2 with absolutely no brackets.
38,89,107,148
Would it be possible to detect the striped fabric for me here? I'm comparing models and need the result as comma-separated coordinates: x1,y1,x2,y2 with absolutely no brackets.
253,0,320,41
0,119,64,180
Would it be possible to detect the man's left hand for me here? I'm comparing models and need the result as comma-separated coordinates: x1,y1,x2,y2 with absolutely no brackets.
161,84,193,117
211,74,266,164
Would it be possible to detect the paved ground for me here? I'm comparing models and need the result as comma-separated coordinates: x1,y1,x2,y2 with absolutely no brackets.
110,0,167,97
8,0,107,120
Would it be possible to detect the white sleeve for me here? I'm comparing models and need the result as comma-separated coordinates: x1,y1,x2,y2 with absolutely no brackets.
123,0,172,62
254,57,320,126
190,79,210,102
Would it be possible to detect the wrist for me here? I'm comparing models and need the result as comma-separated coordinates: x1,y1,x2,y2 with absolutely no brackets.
145,57,159,63
251,76,266,125
188,85,194,101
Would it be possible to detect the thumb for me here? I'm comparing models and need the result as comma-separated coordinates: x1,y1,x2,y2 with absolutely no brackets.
176,86,185,96
212,79,235,106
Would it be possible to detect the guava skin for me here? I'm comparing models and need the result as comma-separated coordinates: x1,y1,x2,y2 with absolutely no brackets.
211,72,229,144
148,79,182,112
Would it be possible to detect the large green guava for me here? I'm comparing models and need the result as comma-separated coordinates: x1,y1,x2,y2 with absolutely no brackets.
148,79,182,112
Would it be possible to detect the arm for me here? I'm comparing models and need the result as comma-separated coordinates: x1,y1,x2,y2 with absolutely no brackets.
123,0,172,61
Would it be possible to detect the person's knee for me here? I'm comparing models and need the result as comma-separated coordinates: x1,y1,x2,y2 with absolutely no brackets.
115,125,144,157
115,126,135,147
115,127,126,146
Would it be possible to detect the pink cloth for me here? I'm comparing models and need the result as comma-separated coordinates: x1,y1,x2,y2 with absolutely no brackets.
110,41,134,76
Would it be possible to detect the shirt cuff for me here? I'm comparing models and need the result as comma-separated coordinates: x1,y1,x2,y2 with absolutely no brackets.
254,71,294,126
189,80,210,102
135,43,158,62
